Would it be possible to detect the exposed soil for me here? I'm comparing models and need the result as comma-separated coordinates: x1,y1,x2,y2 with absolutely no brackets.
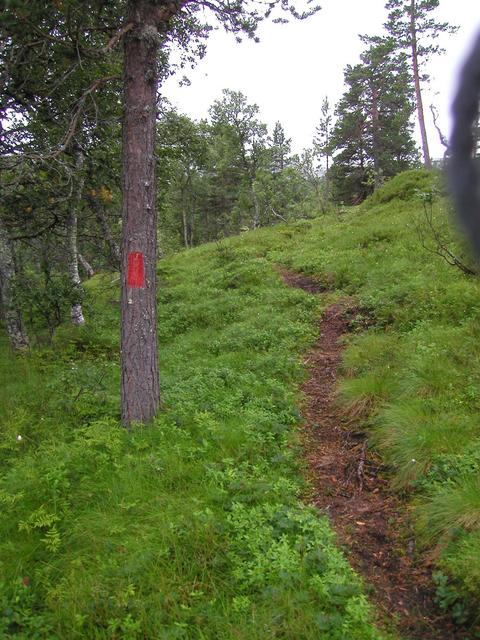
275,267,330,294
279,268,475,640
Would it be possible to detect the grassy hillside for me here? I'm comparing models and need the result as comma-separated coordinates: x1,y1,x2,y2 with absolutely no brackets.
0,245,383,637
1,167,480,637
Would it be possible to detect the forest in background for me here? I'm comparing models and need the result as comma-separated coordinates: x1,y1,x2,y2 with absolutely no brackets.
0,0,458,350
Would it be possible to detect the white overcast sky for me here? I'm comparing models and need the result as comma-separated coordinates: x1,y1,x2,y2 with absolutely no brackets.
162,0,480,160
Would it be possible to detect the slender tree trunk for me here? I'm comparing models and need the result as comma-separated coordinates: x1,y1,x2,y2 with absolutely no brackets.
78,253,95,278
67,147,85,326
181,184,189,248
87,194,121,269
325,154,330,192
410,0,432,169
473,108,480,159
121,0,160,427
181,206,189,248
190,198,195,247
0,218,29,351
251,182,260,229
370,81,383,189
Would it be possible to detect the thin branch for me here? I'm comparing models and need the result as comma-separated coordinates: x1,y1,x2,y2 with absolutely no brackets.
104,22,134,51
269,206,287,222
26,74,120,161
430,104,449,153
418,200,477,276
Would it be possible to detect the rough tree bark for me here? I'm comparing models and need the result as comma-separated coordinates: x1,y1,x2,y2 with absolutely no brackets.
0,218,29,351
410,0,432,169
121,0,161,426
67,147,86,325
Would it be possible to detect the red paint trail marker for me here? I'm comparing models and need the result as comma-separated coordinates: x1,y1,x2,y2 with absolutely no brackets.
127,251,145,288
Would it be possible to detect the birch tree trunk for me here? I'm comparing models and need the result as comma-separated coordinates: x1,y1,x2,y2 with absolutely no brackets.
67,147,86,325
78,253,95,278
0,218,29,351
121,0,160,426
370,82,383,189
181,184,189,248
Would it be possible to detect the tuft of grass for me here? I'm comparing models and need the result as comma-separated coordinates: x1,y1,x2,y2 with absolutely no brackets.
416,474,480,545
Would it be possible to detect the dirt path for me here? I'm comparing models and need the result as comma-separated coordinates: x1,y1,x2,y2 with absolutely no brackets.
279,267,472,640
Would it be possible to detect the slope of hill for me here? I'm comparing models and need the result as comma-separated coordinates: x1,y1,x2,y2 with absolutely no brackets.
1,169,479,638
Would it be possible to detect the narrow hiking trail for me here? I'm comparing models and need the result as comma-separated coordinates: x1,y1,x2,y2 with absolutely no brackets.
278,268,471,640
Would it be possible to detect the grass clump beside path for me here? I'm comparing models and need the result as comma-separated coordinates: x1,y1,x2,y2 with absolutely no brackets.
0,245,384,637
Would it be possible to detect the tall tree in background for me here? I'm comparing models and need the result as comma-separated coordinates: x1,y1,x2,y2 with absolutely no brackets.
157,104,313,243
385,0,457,169
271,121,292,173
157,111,208,248
210,90,268,229
314,97,333,209
330,37,417,203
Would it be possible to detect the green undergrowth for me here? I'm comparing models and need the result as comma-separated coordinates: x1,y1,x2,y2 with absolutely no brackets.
0,249,385,637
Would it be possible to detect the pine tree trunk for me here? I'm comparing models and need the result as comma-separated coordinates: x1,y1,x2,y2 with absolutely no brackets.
0,219,29,351
370,81,383,189
67,147,85,326
121,0,160,427
410,0,432,169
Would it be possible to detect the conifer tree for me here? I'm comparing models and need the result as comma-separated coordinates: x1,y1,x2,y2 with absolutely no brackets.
1,0,321,425
271,121,292,173
331,37,418,203
384,0,457,168
314,97,333,208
